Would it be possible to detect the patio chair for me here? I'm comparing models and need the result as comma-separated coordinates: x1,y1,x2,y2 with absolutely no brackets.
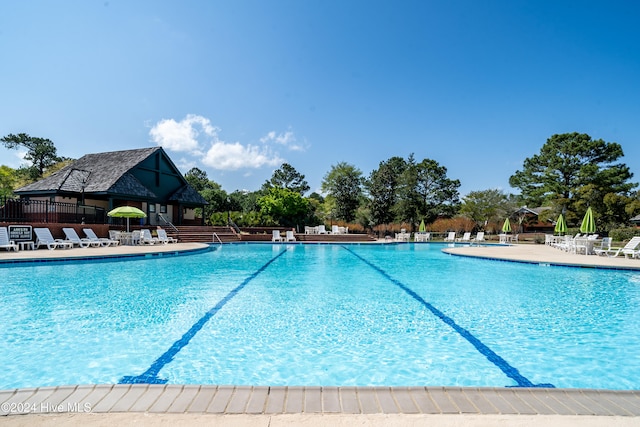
83,228,119,247
285,230,296,242
156,229,177,244
593,237,613,256
414,232,430,242
272,230,283,242
130,230,142,245
0,227,19,251
395,231,410,242
444,232,456,242
140,229,158,245
63,227,99,248
317,225,328,234
34,227,73,250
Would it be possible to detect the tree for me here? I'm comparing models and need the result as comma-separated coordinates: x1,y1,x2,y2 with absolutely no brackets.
397,155,460,229
184,167,227,223
1,133,63,180
0,165,17,198
321,162,363,222
509,132,636,226
257,187,310,227
184,167,210,192
261,163,310,196
366,157,407,226
460,189,512,229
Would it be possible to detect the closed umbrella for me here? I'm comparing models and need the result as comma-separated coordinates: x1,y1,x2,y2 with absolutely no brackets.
502,218,512,233
419,219,426,232
580,207,596,235
107,206,147,232
554,214,567,235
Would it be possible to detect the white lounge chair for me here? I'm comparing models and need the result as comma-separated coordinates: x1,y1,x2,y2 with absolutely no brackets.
285,230,296,242
34,227,73,250
622,237,640,259
470,232,485,246
272,230,283,242
456,232,472,242
317,225,328,234
597,236,640,258
156,229,177,244
63,227,99,248
444,232,456,242
83,228,119,247
0,227,19,251
140,229,158,245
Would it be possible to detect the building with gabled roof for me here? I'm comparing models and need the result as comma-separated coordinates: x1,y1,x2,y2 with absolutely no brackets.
14,147,207,226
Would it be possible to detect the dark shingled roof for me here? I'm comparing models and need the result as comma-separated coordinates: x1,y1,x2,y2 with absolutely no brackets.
169,184,208,205
16,147,161,197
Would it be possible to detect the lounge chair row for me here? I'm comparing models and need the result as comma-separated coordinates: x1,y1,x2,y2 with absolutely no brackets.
304,225,349,235
272,230,296,242
37,227,120,250
546,233,640,258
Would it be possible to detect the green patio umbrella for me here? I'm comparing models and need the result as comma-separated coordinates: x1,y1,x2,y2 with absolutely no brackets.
554,213,567,235
108,206,147,232
418,219,426,232
502,218,512,233
580,207,596,235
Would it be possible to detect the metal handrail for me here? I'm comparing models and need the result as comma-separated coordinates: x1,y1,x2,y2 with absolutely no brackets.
228,218,241,235
157,214,179,233
212,232,223,245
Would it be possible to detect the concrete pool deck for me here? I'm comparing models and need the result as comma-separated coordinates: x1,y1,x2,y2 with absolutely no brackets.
2,241,640,426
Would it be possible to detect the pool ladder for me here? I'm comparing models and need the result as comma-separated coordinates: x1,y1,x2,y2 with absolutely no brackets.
212,232,223,245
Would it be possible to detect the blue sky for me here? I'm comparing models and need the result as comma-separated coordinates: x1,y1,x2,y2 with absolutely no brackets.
1,1,639,197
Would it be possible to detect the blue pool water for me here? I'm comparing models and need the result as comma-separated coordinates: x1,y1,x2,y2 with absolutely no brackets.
2,243,640,390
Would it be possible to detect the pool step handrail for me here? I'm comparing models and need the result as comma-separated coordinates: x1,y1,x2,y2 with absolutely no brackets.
158,214,179,233
212,232,223,245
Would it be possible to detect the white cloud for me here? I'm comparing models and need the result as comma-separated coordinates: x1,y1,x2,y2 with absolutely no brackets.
260,128,307,152
202,142,283,170
149,114,217,155
148,114,297,171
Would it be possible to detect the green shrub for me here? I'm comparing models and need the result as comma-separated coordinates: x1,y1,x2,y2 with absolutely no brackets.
609,227,638,243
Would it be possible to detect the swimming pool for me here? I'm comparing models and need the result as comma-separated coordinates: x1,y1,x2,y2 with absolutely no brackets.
2,243,640,390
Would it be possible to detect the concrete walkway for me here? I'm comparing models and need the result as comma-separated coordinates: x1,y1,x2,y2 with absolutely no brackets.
2,241,640,426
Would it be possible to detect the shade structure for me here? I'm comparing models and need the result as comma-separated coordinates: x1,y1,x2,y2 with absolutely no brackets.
418,219,426,232
554,214,567,235
580,207,596,234
501,218,512,233
107,206,147,232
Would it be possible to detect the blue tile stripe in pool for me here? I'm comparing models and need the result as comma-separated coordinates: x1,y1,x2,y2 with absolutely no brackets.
119,246,291,385
341,246,555,388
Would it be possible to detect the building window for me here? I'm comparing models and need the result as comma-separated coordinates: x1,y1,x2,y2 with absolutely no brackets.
160,205,167,213
149,204,156,213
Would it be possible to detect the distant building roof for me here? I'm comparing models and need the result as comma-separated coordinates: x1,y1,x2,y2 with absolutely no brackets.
16,147,160,196
630,214,640,224
15,147,207,205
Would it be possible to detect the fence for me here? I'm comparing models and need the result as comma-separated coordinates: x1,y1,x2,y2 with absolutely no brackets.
0,197,107,224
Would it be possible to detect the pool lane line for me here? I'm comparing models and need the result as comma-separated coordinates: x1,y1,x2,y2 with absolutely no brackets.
341,246,555,389
119,246,291,385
